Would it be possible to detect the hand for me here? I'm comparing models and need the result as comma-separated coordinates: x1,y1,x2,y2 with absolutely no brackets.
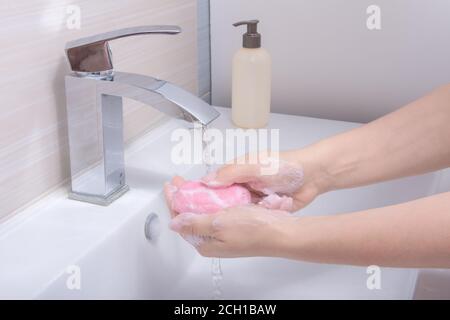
164,177,293,258
169,205,295,258
201,150,330,212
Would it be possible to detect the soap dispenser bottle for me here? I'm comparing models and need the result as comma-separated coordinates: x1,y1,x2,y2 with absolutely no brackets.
232,20,271,128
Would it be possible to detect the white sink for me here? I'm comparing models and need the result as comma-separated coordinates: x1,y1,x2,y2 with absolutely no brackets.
0,107,441,299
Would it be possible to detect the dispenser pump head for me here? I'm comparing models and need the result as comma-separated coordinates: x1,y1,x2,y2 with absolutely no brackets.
233,20,261,49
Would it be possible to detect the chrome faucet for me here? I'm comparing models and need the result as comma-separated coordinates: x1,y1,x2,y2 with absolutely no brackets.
64,26,220,206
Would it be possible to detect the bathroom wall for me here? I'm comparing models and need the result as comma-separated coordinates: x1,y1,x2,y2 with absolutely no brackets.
197,0,211,102
0,0,201,221
210,0,450,123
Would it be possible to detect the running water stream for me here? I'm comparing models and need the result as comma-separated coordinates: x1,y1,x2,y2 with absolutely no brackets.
200,123,224,300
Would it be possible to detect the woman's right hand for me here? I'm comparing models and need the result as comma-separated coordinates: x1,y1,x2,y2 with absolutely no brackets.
201,150,331,212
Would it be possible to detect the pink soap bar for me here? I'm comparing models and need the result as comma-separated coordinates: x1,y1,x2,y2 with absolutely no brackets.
172,181,252,214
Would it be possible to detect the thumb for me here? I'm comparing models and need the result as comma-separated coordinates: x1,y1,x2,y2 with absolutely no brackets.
202,162,262,187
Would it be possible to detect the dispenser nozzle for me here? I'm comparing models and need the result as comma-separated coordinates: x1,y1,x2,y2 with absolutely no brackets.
233,20,261,49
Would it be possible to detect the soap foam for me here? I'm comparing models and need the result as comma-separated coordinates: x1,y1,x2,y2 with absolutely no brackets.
247,158,304,196
259,194,294,211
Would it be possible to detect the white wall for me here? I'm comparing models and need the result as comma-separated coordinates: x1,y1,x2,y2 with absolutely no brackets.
210,0,450,123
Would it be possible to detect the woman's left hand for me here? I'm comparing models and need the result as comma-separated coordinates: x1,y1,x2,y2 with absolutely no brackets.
168,204,295,258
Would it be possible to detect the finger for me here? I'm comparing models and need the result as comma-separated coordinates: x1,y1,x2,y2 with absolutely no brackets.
171,176,185,188
202,162,261,187
259,194,294,212
169,213,216,237
291,196,312,211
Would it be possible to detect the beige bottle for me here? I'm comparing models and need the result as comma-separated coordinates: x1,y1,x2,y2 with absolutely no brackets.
232,20,272,129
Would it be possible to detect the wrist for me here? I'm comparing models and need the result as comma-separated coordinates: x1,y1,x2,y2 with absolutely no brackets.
268,215,321,260
284,144,336,195
262,215,297,257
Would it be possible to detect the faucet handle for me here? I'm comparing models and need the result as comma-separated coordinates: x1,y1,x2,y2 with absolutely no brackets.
65,25,182,74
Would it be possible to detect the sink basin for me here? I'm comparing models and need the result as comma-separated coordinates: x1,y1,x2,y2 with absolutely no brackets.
0,107,442,299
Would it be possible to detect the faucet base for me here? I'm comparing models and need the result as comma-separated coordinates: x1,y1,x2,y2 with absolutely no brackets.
68,185,130,206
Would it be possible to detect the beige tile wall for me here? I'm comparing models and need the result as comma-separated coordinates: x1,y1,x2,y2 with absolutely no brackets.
0,0,199,220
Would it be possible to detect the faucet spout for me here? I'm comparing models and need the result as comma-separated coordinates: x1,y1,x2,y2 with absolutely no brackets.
108,72,219,125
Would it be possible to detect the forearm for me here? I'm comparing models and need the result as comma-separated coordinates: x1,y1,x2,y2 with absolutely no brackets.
297,84,450,192
274,192,450,268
